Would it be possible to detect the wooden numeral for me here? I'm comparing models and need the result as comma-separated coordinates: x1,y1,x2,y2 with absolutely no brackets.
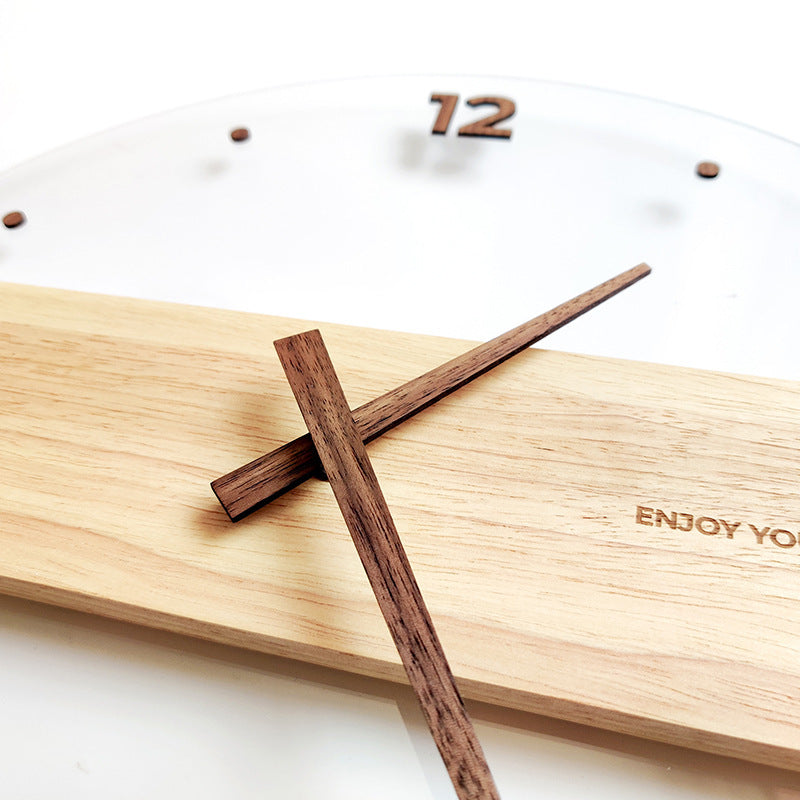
458,97,515,139
430,93,459,135
429,93,515,139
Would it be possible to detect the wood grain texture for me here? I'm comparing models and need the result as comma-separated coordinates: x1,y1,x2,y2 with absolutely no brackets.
212,263,650,520
2,282,800,771
430,93,459,135
276,329,500,800
458,97,515,139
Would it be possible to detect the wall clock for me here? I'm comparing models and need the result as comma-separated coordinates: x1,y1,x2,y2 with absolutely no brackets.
1,76,799,798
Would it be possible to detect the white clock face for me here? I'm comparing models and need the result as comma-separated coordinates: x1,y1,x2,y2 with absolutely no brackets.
2,76,799,379
1,76,799,799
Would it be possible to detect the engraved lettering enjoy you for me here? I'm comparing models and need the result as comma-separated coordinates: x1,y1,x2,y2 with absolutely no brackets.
636,506,799,552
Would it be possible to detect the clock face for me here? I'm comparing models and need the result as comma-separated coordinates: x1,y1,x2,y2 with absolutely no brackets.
2,76,798,379
1,76,800,799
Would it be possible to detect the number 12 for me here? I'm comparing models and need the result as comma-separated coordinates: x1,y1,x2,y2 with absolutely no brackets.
430,93,515,140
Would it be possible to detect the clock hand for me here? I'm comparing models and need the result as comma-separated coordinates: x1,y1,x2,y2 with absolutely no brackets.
275,329,501,800
213,262,651,520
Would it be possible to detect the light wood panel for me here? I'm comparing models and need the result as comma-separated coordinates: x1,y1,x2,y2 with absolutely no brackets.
2,282,800,770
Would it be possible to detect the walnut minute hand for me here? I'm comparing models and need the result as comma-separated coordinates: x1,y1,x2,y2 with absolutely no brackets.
212,263,651,520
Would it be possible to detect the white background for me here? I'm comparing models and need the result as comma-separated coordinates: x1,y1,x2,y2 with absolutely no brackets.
2,3,800,799
2,0,800,172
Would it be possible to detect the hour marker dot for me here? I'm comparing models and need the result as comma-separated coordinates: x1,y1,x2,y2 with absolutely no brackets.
696,161,720,179
3,211,25,229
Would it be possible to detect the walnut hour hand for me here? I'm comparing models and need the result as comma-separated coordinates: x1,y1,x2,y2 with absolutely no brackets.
275,329,501,800
213,262,651,520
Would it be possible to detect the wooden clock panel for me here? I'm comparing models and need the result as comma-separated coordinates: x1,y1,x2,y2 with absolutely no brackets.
1,282,799,770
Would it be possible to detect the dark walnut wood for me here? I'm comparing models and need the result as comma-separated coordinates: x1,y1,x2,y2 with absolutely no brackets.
275,329,502,800
458,97,515,139
2,211,26,229
430,93,459,135
212,262,651,520
696,161,720,179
